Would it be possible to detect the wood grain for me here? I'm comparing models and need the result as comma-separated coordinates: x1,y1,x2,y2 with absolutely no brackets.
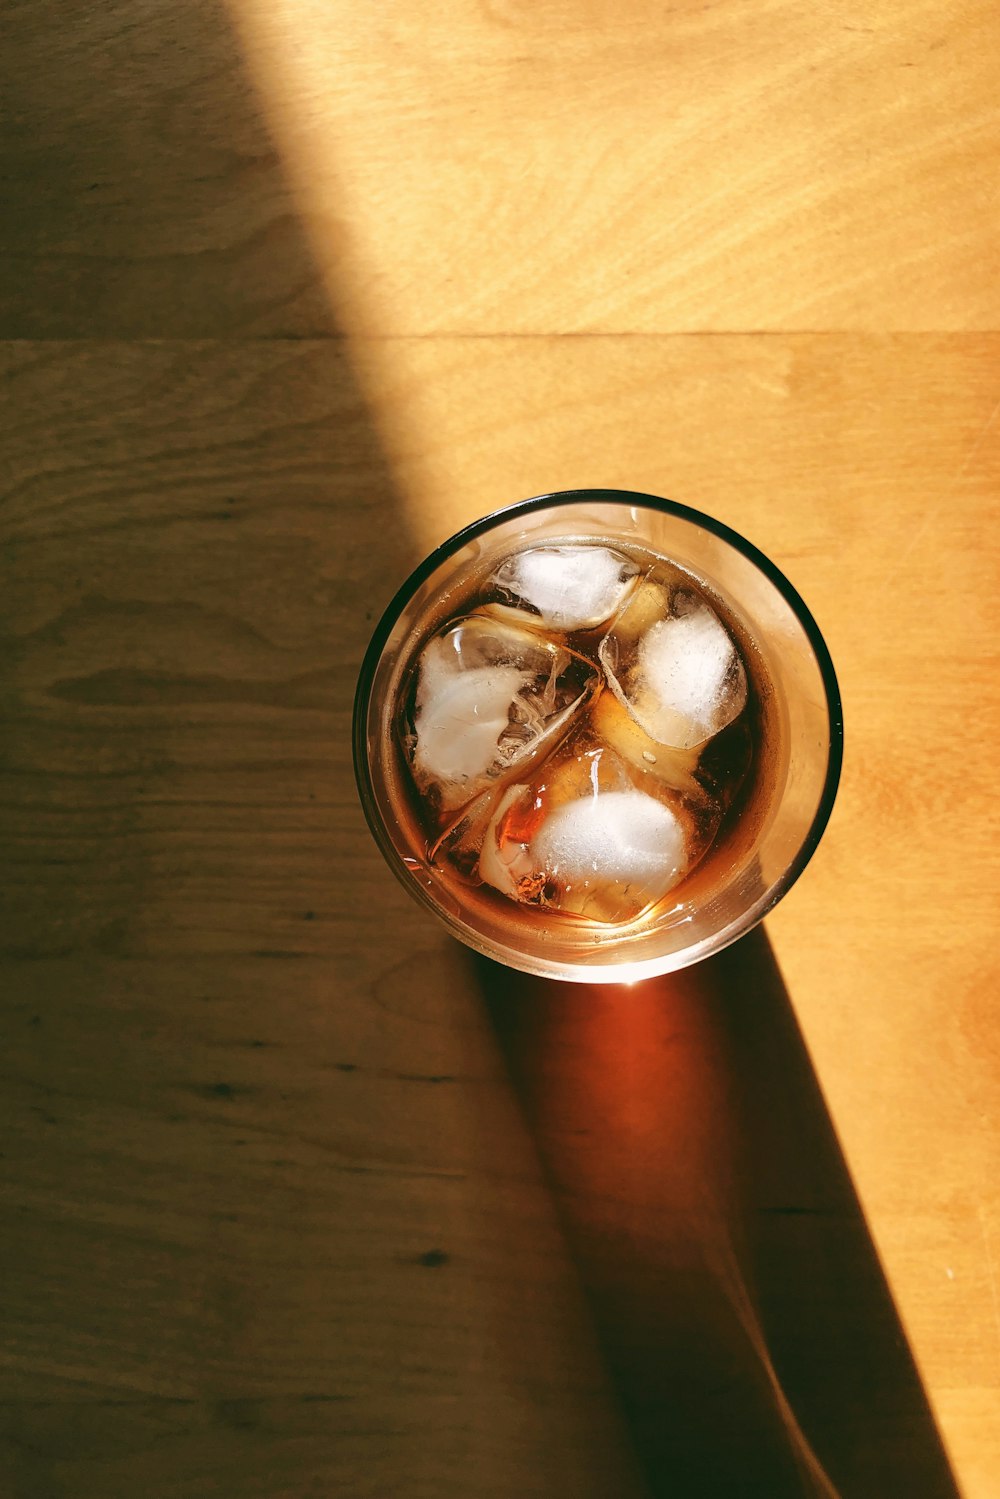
0,0,331,337
230,0,1000,336
1,0,998,1494
1,950,651,1498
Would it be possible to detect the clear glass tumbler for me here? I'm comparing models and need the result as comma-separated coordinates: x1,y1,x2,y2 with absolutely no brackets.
353,490,842,982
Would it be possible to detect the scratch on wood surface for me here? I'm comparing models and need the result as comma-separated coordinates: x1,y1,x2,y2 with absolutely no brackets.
948,394,1000,497
882,509,935,585
979,1206,1000,1357
884,393,1000,584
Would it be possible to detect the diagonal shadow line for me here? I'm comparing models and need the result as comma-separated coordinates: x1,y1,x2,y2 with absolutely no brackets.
473,927,960,1499
0,6,964,1496
198,9,969,1487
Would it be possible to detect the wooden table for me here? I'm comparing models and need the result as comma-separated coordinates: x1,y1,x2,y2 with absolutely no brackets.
2,2,997,1494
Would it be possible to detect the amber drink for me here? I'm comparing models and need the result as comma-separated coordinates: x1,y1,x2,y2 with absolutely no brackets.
354,492,841,983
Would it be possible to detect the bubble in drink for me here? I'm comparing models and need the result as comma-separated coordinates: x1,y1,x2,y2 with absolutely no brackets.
399,541,757,927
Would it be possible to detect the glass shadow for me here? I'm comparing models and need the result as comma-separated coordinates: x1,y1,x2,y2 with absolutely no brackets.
474,927,959,1498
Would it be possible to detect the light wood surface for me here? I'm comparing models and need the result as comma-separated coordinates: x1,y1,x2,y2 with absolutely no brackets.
1,2,997,1496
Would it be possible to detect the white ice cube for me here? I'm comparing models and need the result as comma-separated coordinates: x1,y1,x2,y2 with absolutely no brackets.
408,616,596,814
602,600,747,750
495,545,637,631
412,638,532,791
532,789,687,903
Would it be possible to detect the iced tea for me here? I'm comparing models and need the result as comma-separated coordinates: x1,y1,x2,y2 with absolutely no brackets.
394,540,772,936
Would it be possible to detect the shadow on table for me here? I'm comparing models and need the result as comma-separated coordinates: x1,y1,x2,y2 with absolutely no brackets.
474,927,959,1499
0,6,962,1496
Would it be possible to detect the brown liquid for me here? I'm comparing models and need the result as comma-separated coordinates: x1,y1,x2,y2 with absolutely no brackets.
392,542,774,933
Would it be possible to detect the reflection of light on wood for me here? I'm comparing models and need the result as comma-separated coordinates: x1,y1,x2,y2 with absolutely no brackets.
589,986,840,1498
476,950,953,1493
714,1235,842,1498
539,978,844,1492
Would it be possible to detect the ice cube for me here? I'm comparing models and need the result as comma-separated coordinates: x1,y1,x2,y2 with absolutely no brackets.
407,615,596,815
534,789,688,905
477,781,689,923
600,587,747,749
472,736,702,923
493,545,638,631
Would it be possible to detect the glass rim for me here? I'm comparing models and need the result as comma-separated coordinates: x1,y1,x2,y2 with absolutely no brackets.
353,488,844,963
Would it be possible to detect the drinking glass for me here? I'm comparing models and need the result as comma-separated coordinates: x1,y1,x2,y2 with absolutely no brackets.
353,490,842,983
